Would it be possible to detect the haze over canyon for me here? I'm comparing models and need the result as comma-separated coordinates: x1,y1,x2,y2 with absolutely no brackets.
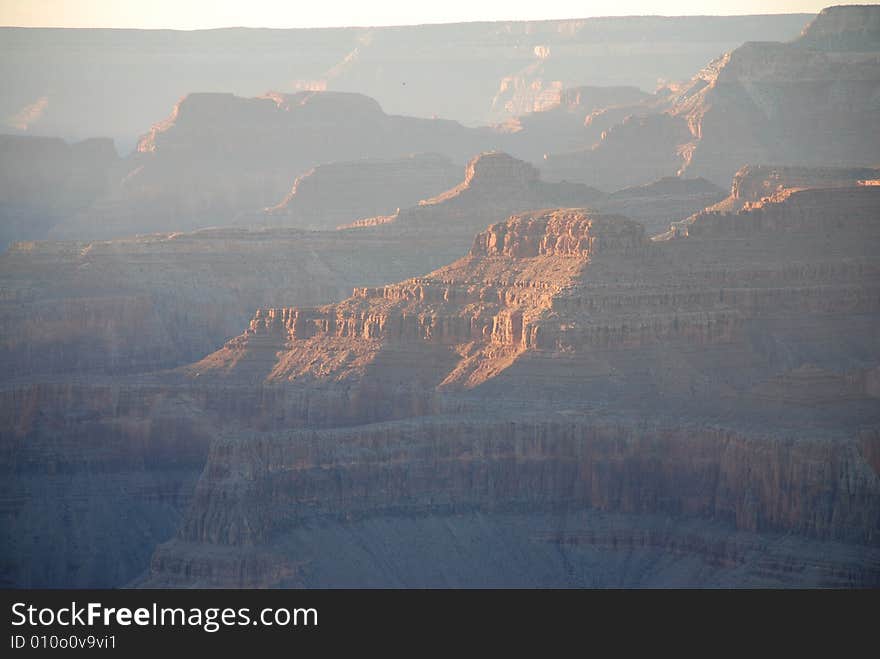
1,5,879,588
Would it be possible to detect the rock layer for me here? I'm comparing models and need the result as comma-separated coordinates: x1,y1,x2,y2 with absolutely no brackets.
0,15,810,146
130,187,880,587
542,6,880,188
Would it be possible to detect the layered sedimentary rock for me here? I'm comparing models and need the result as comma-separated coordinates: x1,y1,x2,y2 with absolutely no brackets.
346,152,606,244
145,418,879,588
0,381,215,587
0,15,810,147
49,92,502,240
252,154,461,231
0,229,445,379
0,153,602,380
0,135,117,248
666,178,880,239
703,164,880,214
128,186,880,588
4,157,880,588
542,5,880,188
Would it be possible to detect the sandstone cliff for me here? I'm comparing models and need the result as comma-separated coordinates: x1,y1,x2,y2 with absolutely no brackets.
705,164,880,214
135,188,880,587
0,153,604,380
144,417,879,587
5,183,880,587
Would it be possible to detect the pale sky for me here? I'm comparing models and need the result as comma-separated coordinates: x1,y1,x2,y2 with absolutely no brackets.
0,0,854,30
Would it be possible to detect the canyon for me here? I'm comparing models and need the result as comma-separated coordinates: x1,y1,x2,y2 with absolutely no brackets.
542,6,880,188
2,9,874,247
1,5,879,590
1,15,810,148
3,177,878,587
142,184,880,587
0,153,606,380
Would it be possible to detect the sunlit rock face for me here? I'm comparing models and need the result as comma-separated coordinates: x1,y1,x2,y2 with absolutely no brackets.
2,7,879,590
4,180,880,588
0,153,603,382
135,186,880,588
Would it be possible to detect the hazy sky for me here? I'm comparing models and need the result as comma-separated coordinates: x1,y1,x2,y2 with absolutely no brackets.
0,0,852,30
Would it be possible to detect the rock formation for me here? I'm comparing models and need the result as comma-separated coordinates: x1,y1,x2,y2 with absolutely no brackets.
0,15,810,147
2,6,879,590
704,164,880,214
0,153,603,380
0,229,445,380
4,179,880,587
252,154,461,231
10,5,848,246
47,91,503,240
542,5,880,188
129,186,880,587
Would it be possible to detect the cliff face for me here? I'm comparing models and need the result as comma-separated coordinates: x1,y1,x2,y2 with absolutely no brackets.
0,153,603,380
541,5,880,189
703,164,880,214
670,182,880,240
0,135,117,248
48,92,502,240
5,182,880,587
143,417,879,588
137,187,880,587
0,15,810,148
187,209,635,395
187,187,880,405
0,381,215,587
796,4,880,51
675,37,880,185
255,154,461,230
343,152,608,253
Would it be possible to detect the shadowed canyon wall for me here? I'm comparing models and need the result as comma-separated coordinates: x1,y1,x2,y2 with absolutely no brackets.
1,15,811,148
1,6,879,590
4,181,877,587
542,6,880,189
